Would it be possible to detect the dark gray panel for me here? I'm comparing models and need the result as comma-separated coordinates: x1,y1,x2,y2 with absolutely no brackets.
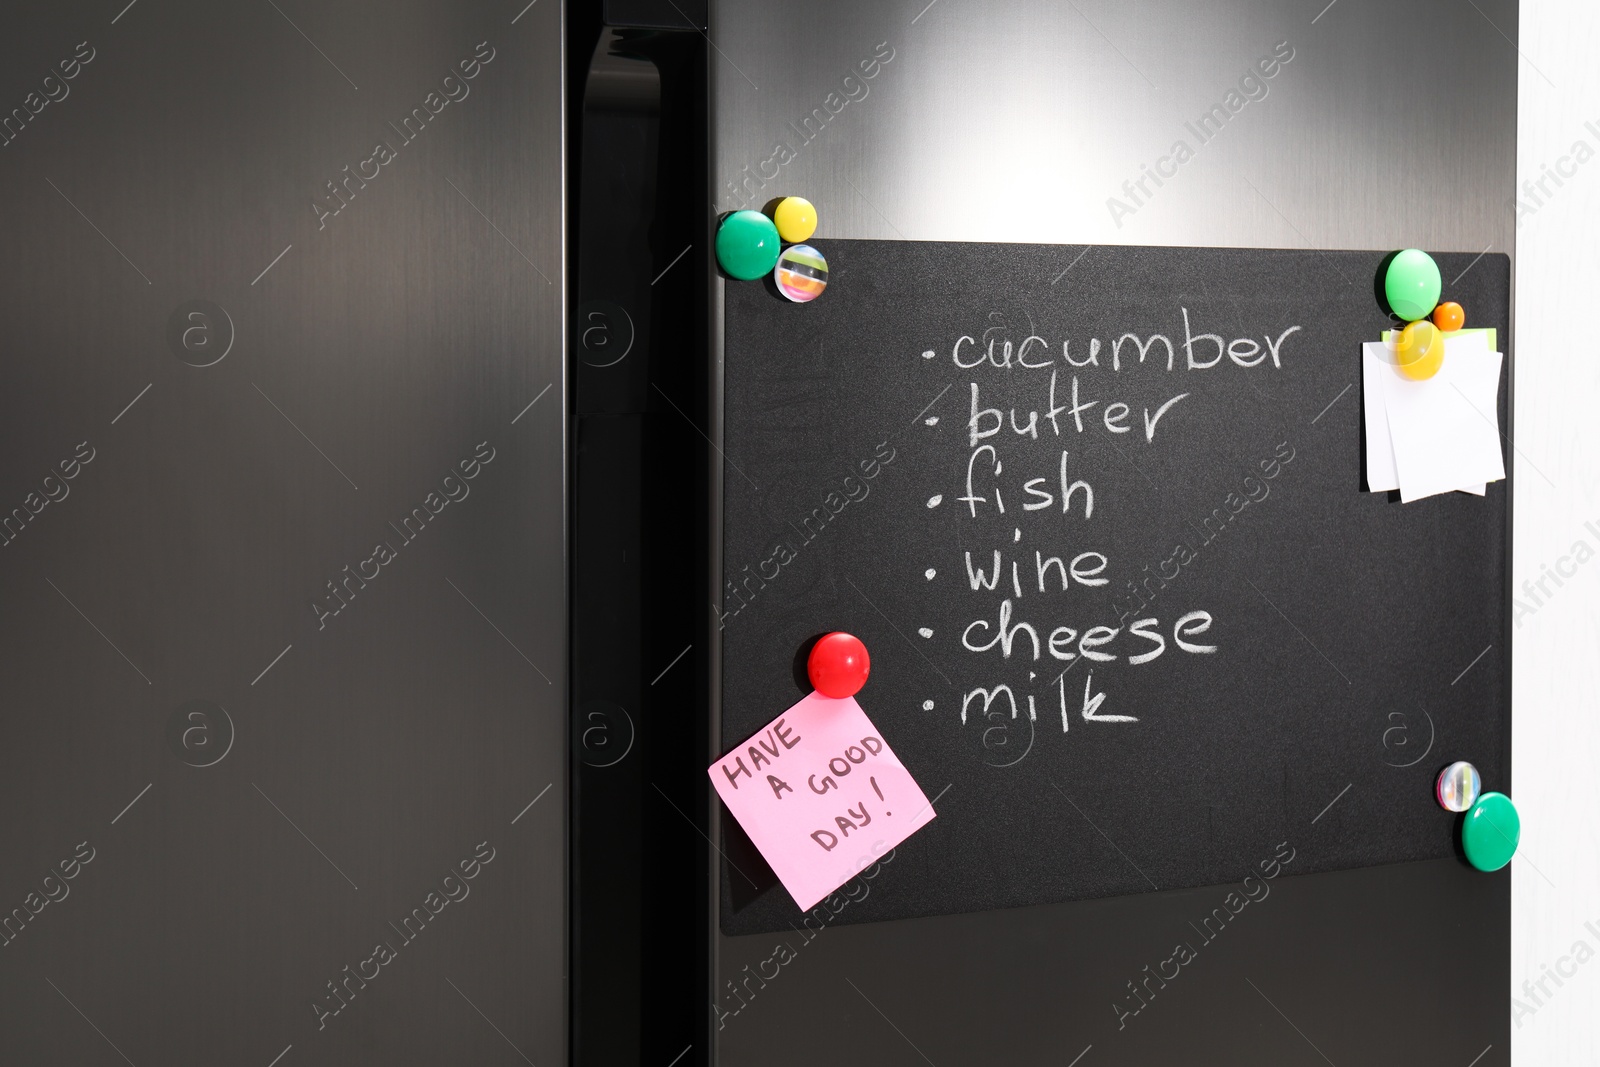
0,2,565,1065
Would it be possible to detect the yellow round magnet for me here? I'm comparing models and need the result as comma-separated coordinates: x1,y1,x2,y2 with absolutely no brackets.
772,197,817,243
1395,319,1444,381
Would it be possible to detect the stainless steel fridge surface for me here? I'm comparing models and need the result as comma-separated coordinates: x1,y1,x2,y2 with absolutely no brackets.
0,2,566,1064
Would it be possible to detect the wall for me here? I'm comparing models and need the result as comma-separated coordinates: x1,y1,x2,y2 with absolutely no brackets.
1513,1,1600,1063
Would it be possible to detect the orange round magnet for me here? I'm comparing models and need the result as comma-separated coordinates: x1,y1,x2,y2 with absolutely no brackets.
1432,301,1465,332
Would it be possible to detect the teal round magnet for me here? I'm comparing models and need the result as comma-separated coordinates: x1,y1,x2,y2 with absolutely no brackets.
716,210,781,281
1436,760,1481,812
1384,248,1442,322
1462,791,1520,872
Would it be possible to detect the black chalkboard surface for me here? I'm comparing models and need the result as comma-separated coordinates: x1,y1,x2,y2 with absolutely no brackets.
717,241,1509,935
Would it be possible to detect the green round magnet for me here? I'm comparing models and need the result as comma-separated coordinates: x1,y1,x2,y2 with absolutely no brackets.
716,210,781,280
1384,248,1442,322
1462,791,1520,872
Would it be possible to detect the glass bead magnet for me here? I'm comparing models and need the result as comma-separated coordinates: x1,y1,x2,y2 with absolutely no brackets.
772,196,818,243
774,243,828,303
1462,791,1520,872
716,210,781,280
1436,760,1481,812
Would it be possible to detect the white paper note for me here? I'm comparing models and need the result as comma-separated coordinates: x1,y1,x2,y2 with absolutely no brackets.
1372,331,1505,502
1362,344,1400,493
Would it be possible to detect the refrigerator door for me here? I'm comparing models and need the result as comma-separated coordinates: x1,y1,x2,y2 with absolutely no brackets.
707,1,1514,1064
0,3,567,1064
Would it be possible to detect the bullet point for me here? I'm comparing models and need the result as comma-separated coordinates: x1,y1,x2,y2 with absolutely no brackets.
927,495,942,508
922,700,934,711
925,416,938,426
921,349,935,359
924,568,936,580
918,628,933,638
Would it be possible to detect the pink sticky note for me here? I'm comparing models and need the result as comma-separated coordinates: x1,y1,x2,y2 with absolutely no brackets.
708,692,936,912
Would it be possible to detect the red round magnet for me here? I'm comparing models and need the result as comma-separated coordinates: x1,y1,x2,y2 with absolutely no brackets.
808,632,870,698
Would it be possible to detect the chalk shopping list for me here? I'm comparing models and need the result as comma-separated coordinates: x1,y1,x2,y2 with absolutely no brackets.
709,693,936,911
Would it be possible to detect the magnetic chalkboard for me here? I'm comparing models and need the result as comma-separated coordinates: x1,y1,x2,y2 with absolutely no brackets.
717,241,1509,935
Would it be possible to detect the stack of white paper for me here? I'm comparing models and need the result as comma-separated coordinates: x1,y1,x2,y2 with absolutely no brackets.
1362,331,1506,502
